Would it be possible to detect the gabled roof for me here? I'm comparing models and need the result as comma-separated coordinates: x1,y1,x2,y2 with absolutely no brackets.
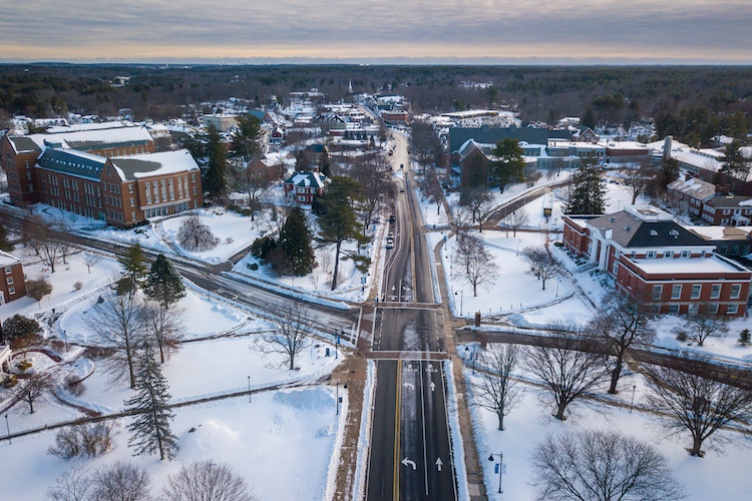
667,177,716,201
7,125,153,154
285,171,327,189
110,149,199,181
704,193,752,209
588,208,707,248
36,148,107,181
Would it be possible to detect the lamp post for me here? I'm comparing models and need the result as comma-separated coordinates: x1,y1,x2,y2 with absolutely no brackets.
336,382,348,415
5,414,10,445
556,279,560,298
248,376,251,403
488,453,503,493
455,290,463,316
630,384,636,412
63,330,68,352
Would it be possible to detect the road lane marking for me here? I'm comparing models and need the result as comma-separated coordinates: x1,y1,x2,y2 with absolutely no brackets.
401,457,417,470
393,360,402,501
420,360,429,496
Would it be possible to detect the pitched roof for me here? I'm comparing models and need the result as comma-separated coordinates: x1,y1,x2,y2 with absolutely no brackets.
588,208,707,248
449,126,571,154
667,177,716,201
285,171,327,189
704,193,752,209
36,148,107,181
7,125,153,154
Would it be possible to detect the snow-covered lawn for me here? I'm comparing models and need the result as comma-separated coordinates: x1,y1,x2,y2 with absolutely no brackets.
467,365,752,501
0,388,344,501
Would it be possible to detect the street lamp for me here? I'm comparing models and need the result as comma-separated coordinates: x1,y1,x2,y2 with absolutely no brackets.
488,453,503,493
5,414,10,445
630,384,636,412
63,330,68,352
248,376,251,403
454,290,464,316
336,382,348,415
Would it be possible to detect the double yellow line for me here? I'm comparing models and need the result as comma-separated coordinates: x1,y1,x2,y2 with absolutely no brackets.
393,360,402,501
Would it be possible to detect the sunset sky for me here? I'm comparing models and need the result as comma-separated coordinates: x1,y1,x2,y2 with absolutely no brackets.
2,0,750,63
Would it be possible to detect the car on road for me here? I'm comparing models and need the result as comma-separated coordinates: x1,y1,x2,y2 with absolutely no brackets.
400,188,405,193
386,237,394,249
389,214,396,223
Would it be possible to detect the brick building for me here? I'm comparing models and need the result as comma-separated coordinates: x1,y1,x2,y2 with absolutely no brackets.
1,124,203,227
563,206,751,316
0,251,25,305
284,171,327,205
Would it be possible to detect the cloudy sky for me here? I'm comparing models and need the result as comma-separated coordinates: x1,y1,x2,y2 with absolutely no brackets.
2,0,750,63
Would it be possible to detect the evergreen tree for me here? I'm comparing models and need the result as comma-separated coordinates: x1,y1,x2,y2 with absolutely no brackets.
318,149,331,178
720,140,751,190
118,243,148,296
295,150,310,172
124,345,178,461
279,207,316,276
582,106,596,129
204,124,230,200
492,139,526,193
230,114,262,160
143,254,186,310
318,176,369,290
0,222,14,251
565,159,606,215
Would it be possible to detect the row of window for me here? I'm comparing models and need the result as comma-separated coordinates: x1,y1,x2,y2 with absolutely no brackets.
664,303,740,315
653,283,742,301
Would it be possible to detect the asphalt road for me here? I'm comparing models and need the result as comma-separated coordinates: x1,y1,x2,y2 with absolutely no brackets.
366,133,458,501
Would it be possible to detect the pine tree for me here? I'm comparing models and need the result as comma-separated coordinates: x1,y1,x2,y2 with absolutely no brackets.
279,207,316,276
143,254,186,310
0,222,14,251
204,124,230,200
492,138,526,193
124,345,178,461
230,114,262,160
565,159,606,215
118,243,148,296
318,149,331,178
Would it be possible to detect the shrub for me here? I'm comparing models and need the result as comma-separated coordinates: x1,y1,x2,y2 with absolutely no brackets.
64,375,86,396
48,427,81,459
48,422,114,459
250,235,277,260
675,330,688,342
739,328,751,347
16,360,33,372
247,262,259,271
3,375,18,388
73,281,83,291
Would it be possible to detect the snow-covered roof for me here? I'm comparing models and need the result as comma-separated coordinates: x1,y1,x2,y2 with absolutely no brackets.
285,171,327,189
36,148,108,181
687,225,752,241
110,149,199,181
672,148,724,173
7,124,153,154
667,177,716,200
629,255,748,275
0,250,20,267
45,121,132,134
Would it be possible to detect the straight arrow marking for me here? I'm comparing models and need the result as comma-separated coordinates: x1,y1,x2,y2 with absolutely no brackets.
435,458,443,471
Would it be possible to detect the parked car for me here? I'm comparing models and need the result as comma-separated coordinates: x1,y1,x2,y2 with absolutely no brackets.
386,238,394,249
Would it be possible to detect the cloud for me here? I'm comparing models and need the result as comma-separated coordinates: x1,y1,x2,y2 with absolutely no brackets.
1,0,750,60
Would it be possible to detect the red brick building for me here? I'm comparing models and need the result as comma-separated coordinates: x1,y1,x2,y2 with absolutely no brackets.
0,251,25,305
563,206,751,316
284,171,327,205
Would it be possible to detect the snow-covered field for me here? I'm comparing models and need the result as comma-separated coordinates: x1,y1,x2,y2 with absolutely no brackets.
466,363,752,501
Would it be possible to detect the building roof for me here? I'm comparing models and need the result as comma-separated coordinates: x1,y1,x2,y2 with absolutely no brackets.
110,149,199,181
449,125,571,154
285,171,327,189
36,148,107,181
629,255,749,275
667,177,716,201
7,124,153,155
587,207,708,248
0,250,20,267
704,193,752,209
688,225,752,242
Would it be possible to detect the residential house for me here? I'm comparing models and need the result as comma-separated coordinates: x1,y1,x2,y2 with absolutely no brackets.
701,194,752,226
563,206,751,316
666,176,717,220
688,226,752,259
0,251,25,305
284,171,327,205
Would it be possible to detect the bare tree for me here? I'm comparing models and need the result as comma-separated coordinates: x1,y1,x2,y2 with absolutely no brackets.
259,303,313,370
531,430,685,501
83,252,103,274
54,218,76,265
177,214,219,251
588,296,655,394
235,158,274,222
455,232,498,297
674,305,729,347
445,202,470,236
643,354,752,457
46,466,93,501
625,163,654,205
90,462,151,501
460,186,493,232
13,371,55,414
21,213,46,257
520,247,561,291
143,301,184,364
162,461,255,501
350,153,396,231
84,291,146,389
420,168,444,215
471,344,520,430
524,331,609,420
503,210,529,237
26,277,53,309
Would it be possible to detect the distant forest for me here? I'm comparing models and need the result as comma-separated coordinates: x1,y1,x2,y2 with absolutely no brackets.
1,64,751,146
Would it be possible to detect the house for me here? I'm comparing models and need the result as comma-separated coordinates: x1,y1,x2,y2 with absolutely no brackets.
688,226,752,259
0,344,12,380
284,171,327,205
573,126,599,143
701,194,752,226
0,251,25,305
202,114,238,132
563,206,751,316
666,176,717,219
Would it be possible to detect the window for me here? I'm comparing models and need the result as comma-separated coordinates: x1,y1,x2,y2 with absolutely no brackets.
6,276,13,285
709,303,720,314
731,284,741,299
665,251,673,258
612,261,619,274
4,266,10,274
8,287,15,295
727,304,739,315
710,284,721,299
652,285,663,301
671,284,682,299
668,304,679,314
128,184,133,193
647,251,656,258
681,250,690,258
130,198,135,207
691,284,702,299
